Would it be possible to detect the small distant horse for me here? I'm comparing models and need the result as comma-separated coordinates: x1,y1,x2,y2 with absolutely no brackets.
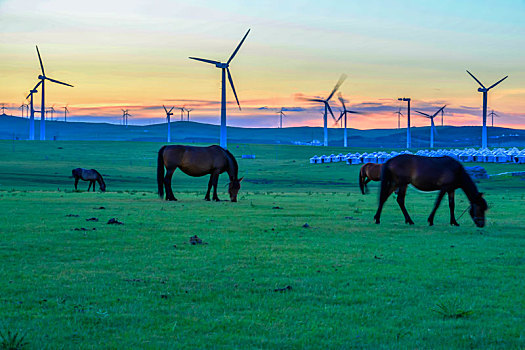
359,163,382,194
72,168,106,192
373,154,487,227
157,145,243,202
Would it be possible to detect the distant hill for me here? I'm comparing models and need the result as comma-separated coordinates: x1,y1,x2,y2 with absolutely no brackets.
1,114,524,148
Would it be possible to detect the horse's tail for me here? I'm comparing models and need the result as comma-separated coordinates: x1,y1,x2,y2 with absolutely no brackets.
359,166,366,195
378,162,393,204
157,146,166,198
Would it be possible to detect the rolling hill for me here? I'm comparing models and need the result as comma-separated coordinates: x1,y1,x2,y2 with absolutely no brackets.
1,114,524,148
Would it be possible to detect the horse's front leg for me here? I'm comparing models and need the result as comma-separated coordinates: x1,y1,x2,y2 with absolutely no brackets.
396,185,414,225
204,174,213,201
428,189,446,226
212,172,220,201
448,190,459,226
92,181,96,192
74,177,79,190
87,181,92,191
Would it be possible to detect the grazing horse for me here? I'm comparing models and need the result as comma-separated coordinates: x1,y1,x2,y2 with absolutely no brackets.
157,145,243,202
359,163,382,194
72,168,106,192
373,154,487,227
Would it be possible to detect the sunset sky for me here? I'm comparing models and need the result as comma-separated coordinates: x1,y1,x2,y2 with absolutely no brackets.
1,0,524,129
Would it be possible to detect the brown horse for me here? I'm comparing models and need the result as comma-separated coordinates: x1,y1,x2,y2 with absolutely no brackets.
157,145,243,202
373,154,487,227
359,163,382,194
72,168,106,192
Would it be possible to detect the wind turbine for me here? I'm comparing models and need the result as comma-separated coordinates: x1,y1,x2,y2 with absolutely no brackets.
26,81,41,140
466,70,508,149
394,107,403,129
277,108,286,128
178,107,185,121
304,74,347,147
63,105,69,122
415,105,446,148
398,97,411,148
47,106,55,121
121,109,130,126
186,108,193,121
19,104,28,118
35,46,73,140
488,109,500,127
163,105,174,142
0,103,6,115
336,93,359,148
189,29,250,149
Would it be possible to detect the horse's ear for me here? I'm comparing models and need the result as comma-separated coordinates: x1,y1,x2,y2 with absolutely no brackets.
239,177,244,182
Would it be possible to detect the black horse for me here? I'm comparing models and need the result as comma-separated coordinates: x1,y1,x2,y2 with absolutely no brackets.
72,168,106,192
373,154,487,227
157,145,243,202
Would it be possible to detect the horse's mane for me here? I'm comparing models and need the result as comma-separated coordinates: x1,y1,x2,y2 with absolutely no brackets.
458,163,480,201
92,169,105,183
223,149,239,179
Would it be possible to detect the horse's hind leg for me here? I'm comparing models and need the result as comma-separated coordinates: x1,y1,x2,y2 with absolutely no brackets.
164,168,177,201
211,172,220,201
364,178,371,194
87,181,92,191
396,185,414,225
427,189,446,226
374,185,395,224
92,181,96,192
205,174,213,201
448,190,459,226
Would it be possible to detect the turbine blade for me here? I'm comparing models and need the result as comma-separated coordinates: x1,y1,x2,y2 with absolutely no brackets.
338,93,347,110
487,75,508,90
326,74,347,101
348,111,360,114
36,45,45,75
415,110,431,117
189,57,221,65
169,107,174,113
227,29,250,65
466,70,486,89
227,68,241,110
432,105,446,117
46,77,74,87
326,103,336,122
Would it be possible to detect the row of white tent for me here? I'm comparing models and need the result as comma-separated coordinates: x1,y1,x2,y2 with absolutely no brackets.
310,147,525,165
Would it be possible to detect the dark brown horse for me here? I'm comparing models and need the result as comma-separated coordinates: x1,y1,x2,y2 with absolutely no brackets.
359,163,382,194
72,168,106,192
373,154,487,227
157,145,243,202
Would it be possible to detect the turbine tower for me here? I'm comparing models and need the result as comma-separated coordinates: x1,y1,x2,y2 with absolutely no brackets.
336,93,359,148
163,105,174,142
63,105,69,122
466,70,508,149
415,105,446,148
189,29,250,149
488,109,499,127
186,108,192,121
26,81,41,140
277,108,286,128
305,74,347,147
398,97,411,148
35,46,73,140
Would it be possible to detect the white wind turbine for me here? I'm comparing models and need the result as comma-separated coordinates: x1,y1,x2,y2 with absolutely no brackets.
304,74,347,147
276,108,286,128
35,46,73,140
189,29,250,149
26,81,41,140
336,93,359,148
415,105,446,148
466,70,508,149
163,105,174,142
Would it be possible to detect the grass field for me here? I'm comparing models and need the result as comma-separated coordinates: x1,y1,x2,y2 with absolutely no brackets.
1,140,524,349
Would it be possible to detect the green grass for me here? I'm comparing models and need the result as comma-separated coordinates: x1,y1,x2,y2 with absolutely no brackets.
1,140,524,349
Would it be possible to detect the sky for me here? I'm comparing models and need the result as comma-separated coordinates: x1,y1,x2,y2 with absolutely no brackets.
0,0,524,129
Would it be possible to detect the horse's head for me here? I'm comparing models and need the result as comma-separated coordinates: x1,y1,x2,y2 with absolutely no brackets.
99,177,106,192
469,192,487,227
228,177,243,202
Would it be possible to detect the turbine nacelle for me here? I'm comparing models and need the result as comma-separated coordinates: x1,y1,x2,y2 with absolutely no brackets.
216,62,228,69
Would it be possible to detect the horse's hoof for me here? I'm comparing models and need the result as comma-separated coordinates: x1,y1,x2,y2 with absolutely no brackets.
167,198,177,201
204,198,210,201
451,222,459,226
